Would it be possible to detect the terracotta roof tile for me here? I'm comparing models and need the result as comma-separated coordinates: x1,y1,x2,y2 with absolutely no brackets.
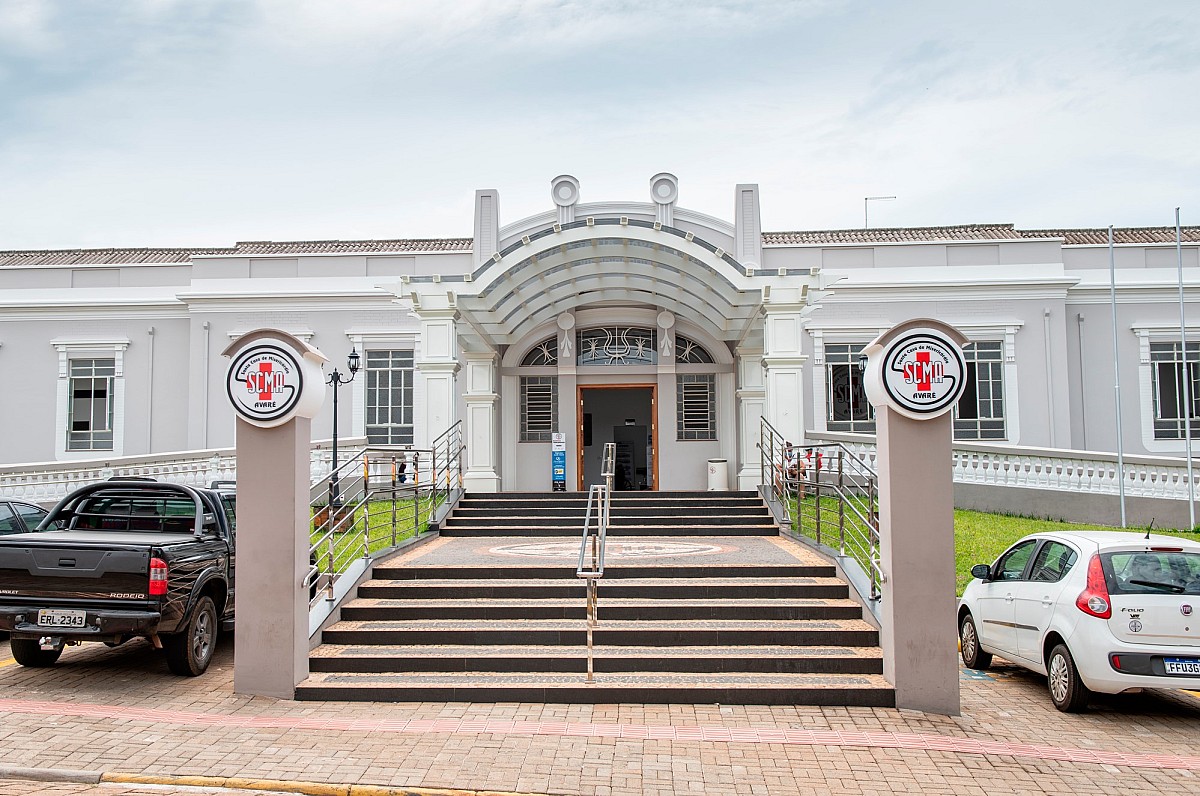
762,224,1200,246
0,238,473,267
3,226,1196,268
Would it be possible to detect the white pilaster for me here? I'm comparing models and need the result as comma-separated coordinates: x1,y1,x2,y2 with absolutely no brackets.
414,305,460,448
463,351,500,492
761,291,809,443
735,344,765,489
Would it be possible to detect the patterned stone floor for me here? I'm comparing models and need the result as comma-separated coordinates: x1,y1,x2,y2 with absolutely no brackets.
3,634,1200,794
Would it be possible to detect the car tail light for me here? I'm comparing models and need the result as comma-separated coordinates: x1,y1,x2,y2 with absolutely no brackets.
1151,547,1183,553
1111,654,1122,670
1076,554,1111,619
149,557,168,596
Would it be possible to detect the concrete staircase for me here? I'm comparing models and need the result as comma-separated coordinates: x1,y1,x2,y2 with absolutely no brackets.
297,491,893,705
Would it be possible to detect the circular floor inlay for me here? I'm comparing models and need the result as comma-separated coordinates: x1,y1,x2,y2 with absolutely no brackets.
487,541,728,560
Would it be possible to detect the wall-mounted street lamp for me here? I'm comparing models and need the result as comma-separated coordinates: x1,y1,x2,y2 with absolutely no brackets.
326,348,361,506
864,196,897,229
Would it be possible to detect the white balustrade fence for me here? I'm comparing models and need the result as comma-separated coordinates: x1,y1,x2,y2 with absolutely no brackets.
0,438,367,504
807,433,1199,503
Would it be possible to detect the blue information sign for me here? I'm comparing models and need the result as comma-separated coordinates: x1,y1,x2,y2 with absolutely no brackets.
551,432,566,491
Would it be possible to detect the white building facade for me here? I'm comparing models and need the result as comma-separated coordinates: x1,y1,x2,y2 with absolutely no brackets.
1,174,1197,493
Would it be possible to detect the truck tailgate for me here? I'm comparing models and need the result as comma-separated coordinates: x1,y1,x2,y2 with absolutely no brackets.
0,543,152,602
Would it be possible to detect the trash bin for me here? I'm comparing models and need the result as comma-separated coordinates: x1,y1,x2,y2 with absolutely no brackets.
706,458,729,491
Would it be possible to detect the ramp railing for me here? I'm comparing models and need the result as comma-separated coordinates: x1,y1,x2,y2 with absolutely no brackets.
577,442,615,682
305,422,463,608
760,418,883,601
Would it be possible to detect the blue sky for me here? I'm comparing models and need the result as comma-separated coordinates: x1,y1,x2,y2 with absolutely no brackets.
0,0,1197,249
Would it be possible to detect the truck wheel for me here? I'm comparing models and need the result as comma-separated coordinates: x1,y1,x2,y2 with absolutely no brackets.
165,596,217,677
10,638,63,668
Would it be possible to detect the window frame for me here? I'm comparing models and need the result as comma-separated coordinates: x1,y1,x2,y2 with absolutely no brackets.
520,376,558,443
363,349,416,446
52,339,128,460
676,373,717,441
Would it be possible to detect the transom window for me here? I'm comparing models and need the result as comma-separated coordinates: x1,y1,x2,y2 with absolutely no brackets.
675,335,714,364
1151,341,1199,439
521,337,558,367
578,326,657,366
365,350,414,445
68,358,114,451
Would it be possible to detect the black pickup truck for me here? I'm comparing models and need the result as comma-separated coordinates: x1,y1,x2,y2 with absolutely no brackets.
0,481,236,676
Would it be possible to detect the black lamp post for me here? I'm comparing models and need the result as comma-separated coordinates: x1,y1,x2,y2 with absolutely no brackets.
326,348,361,506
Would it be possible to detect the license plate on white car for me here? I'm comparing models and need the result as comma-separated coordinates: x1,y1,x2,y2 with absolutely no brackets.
38,609,86,628
1164,657,1200,675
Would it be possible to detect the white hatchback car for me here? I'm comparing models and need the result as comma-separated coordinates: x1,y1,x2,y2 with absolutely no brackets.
959,530,1200,712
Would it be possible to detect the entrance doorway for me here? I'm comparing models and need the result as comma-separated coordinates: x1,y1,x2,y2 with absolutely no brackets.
578,385,656,491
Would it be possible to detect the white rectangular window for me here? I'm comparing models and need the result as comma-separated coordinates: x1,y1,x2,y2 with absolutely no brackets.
955,341,1006,440
520,376,557,442
365,350,414,445
68,358,115,450
1151,341,1200,439
826,343,874,433
677,374,716,440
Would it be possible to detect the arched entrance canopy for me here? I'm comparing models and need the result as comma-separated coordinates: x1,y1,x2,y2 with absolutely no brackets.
406,217,793,348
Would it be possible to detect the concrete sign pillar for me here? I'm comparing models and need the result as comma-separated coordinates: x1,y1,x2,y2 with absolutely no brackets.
862,319,968,716
222,330,328,699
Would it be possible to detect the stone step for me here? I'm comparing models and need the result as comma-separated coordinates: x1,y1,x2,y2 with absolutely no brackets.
308,644,884,674
464,491,761,500
294,670,895,706
319,617,879,647
369,564,837,580
449,507,772,518
338,597,865,621
444,514,772,526
439,524,780,537
356,576,850,600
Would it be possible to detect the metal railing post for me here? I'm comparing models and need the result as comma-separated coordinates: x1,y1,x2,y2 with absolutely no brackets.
390,456,398,546
837,450,846,555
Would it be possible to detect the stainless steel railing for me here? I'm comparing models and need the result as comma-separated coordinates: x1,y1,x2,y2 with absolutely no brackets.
760,418,884,601
304,422,464,607
576,442,615,682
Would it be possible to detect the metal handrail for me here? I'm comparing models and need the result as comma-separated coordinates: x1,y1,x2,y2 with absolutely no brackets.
761,418,884,601
305,423,464,608
576,442,616,683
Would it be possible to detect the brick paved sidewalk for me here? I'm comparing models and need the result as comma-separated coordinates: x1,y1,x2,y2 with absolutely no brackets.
2,636,1200,795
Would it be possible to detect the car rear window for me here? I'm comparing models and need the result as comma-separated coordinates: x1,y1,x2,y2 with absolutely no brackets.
68,495,203,533
1102,551,1200,595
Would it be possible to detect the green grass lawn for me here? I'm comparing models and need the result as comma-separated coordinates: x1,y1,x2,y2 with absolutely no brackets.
309,492,444,574
787,493,1197,595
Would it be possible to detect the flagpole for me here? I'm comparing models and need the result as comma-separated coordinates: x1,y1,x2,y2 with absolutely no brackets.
1176,208,1196,530
1109,226,1127,527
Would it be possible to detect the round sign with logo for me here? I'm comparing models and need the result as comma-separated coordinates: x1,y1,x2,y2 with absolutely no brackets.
863,322,967,421
226,344,306,427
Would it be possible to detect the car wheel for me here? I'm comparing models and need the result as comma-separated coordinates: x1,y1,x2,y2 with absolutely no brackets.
1047,643,1090,712
164,596,218,677
959,613,992,670
10,638,63,668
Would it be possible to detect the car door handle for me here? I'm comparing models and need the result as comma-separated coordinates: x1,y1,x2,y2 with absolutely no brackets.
1041,598,1053,606
1004,594,1014,602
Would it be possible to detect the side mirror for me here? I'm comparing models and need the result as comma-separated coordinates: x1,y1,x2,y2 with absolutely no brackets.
971,564,992,581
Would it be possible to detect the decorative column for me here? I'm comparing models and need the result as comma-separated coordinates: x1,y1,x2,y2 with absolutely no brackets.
761,288,808,443
735,344,765,490
656,311,677,490
555,312,578,489
463,351,500,492
413,299,460,449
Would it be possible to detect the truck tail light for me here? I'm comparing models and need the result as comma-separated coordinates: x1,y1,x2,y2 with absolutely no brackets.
149,557,168,596
1076,554,1111,619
